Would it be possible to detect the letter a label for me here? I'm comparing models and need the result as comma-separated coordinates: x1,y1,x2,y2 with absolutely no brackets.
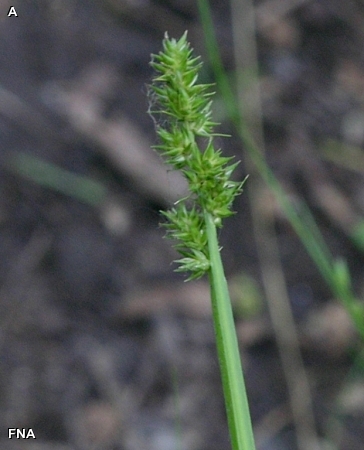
8,6,18,17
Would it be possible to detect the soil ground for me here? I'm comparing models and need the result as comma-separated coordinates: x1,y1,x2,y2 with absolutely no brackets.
0,1,364,449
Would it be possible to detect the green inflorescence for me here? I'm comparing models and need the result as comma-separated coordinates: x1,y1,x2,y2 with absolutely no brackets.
149,31,247,280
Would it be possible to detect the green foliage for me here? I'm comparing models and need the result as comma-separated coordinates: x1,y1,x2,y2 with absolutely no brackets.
149,32,247,279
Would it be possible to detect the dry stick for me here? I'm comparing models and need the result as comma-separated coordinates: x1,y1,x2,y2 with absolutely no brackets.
230,0,320,449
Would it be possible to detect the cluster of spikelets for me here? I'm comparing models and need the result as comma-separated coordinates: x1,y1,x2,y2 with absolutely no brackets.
149,32,246,279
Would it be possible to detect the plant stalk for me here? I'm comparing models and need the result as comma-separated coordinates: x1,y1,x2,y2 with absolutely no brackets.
205,212,256,450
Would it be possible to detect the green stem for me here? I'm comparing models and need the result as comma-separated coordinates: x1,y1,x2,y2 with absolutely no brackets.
205,212,256,450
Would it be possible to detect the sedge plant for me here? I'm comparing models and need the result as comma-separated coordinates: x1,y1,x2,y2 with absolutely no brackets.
148,32,256,450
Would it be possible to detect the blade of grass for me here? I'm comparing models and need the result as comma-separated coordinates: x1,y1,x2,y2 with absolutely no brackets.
197,0,364,340
7,151,107,206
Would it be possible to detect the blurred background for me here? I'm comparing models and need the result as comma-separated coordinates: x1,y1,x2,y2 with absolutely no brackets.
1,0,364,449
